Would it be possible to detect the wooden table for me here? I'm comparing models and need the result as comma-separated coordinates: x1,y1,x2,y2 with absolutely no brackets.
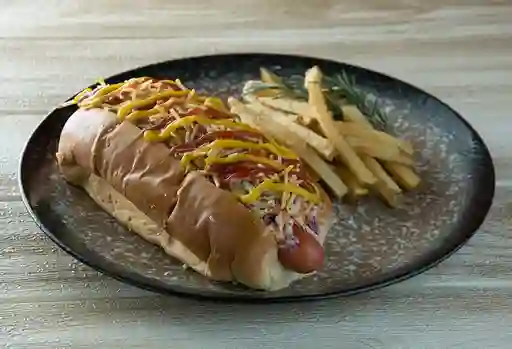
1,1,511,348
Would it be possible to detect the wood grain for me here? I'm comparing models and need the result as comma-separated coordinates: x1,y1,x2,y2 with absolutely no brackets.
1,1,511,348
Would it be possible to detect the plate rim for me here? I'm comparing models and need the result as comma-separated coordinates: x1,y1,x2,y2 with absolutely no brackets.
18,52,496,303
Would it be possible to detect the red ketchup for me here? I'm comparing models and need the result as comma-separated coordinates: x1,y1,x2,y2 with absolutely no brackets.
208,162,278,181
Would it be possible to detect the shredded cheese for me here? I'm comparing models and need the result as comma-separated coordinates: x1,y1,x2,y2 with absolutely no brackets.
205,154,285,170
67,77,322,209
191,139,296,159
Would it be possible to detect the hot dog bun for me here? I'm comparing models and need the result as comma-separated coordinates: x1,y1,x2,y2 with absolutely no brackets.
57,108,332,291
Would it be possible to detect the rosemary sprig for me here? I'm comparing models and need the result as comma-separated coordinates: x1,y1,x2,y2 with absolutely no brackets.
324,71,387,129
243,68,387,130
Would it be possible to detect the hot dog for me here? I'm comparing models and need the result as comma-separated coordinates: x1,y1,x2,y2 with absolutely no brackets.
56,77,333,291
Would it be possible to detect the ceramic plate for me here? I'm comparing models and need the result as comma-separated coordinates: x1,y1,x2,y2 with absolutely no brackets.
19,53,495,302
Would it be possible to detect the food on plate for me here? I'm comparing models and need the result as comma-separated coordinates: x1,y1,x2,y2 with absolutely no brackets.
304,67,377,187
331,164,369,202
335,121,414,164
56,77,333,291
56,62,423,291
383,162,421,191
228,97,348,199
339,106,414,155
240,65,421,207
228,98,347,198
340,101,420,204
241,94,335,160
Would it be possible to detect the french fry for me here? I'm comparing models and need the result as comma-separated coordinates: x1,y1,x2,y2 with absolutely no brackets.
340,105,372,128
362,157,402,207
336,105,403,206
242,95,336,161
228,97,348,198
260,67,284,85
382,162,421,191
242,94,301,123
257,97,316,126
305,66,376,186
331,164,369,202
305,119,325,137
242,80,280,98
341,105,421,191
341,135,412,165
304,163,321,182
246,72,317,126
336,120,414,156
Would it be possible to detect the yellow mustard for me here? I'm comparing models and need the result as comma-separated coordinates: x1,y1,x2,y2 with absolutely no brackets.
203,96,230,114
180,150,209,169
143,115,256,142
126,109,161,122
239,179,321,205
72,88,93,104
194,139,297,159
117,90,190,120
78,83,125,109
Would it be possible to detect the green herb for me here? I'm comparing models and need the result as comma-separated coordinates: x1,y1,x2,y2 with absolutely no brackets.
243,68,387,129
324,71,387,129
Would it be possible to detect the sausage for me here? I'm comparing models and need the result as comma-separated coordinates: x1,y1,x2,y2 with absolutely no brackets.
277,222,324,274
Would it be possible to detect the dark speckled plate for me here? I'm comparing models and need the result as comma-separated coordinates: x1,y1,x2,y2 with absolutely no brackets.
19,53,495,302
